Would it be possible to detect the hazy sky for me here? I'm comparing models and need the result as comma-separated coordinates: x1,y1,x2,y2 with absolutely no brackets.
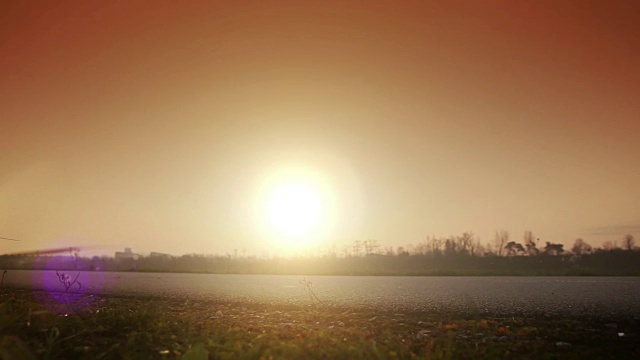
1,1,639,257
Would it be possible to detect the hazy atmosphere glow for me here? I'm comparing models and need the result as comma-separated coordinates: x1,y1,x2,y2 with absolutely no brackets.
1,0,638,257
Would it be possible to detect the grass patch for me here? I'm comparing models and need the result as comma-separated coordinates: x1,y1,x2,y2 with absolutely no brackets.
1,288,639,359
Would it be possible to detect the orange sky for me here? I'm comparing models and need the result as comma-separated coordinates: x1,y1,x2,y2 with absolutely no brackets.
1,0,639,256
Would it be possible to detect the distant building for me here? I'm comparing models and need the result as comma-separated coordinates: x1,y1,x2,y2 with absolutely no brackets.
150,251,172,259
115,248,139,261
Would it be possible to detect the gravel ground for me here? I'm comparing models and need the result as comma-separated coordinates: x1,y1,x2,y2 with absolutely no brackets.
4,271,640,318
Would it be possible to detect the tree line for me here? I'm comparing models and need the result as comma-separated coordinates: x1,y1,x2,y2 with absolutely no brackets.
1,232,637,276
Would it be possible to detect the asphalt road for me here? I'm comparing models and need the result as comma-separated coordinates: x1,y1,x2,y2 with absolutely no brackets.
4,270,640,317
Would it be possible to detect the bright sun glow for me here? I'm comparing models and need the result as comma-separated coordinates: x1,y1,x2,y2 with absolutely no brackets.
256,165,335,253
267,182,323,237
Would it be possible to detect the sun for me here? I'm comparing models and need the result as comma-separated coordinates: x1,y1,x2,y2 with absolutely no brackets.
256,165,334,251
266,181,324,237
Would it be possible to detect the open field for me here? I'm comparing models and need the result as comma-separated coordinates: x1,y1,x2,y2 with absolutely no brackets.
1,287,639,359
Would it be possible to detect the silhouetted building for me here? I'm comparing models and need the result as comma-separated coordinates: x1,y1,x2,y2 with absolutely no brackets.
115,248,139,261
150,251,172,258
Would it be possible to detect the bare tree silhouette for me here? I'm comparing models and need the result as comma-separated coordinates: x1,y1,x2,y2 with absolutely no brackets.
524,231,539,255
623,234,635,251
494,230,509,256
571,238,592,255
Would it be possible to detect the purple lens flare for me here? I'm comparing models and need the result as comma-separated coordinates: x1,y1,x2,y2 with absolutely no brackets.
32,255,105,313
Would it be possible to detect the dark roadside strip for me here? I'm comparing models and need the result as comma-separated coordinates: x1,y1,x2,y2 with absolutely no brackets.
1,288,639,359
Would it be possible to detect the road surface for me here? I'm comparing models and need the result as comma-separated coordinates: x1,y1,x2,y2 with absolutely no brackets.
4,270,640,317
